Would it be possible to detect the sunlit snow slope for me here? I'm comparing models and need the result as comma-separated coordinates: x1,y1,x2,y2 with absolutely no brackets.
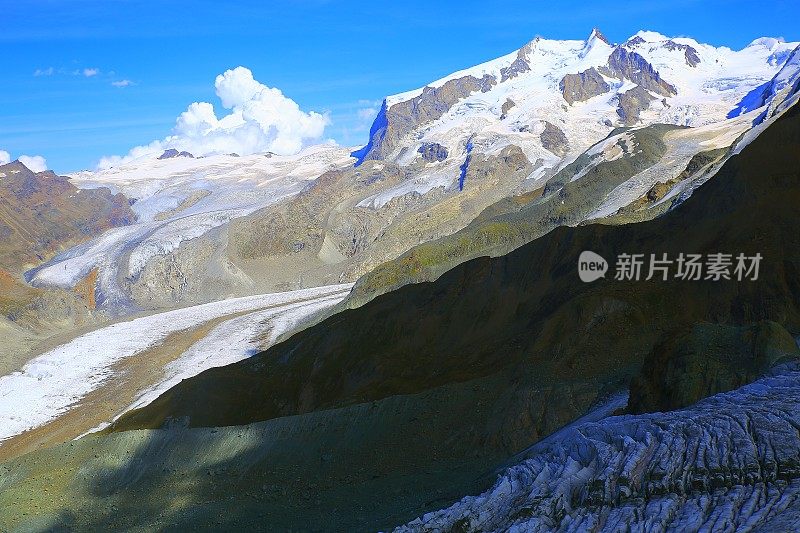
0,283,351,448
354,30,798,207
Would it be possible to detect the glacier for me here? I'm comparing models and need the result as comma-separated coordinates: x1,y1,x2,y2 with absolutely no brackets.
398,365,800,532
0,284,352,444
25,145,354,312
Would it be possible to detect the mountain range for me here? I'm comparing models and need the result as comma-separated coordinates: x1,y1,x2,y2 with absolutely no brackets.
1,29,800,531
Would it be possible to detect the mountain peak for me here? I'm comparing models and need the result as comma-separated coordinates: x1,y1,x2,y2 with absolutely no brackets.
580,27,614,59
0,160,35,176
749,37,786,50
157,149,195,160
633,30,670,43
359,29,799,165
587,27,611,46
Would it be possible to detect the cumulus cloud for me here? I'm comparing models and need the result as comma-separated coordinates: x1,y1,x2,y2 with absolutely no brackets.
83,68,100,77
0,151,48,172
97,67,329,169
19,155,48,172
111,79,134,88
34,67,54,77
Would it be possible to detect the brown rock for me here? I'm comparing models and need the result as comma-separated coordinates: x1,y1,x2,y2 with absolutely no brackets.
559,67,610,105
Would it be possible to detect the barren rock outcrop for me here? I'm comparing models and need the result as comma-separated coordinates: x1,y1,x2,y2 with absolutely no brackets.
559,67,610,104
353,74,497,163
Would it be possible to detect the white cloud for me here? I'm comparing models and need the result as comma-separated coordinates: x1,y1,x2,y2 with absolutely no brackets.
83,68,99,77
356,99,381,125
34,67,54,77
0,151,48,172
111,79,134,88
97,66,330,169
19,155,48,173
357,107,378,122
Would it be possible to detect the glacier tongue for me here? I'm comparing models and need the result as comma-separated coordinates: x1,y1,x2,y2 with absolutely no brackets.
398,366,800,532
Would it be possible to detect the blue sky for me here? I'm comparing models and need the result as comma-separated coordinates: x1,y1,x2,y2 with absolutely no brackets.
2,0,799,172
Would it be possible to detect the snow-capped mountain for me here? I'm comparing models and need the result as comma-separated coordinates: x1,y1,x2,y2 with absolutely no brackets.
28,145,353,311
12,30,795,320
4,23,800,532
336,30,800,303
354,28,798,173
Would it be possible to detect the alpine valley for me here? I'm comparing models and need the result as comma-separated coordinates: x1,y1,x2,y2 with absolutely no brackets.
2,28,800,532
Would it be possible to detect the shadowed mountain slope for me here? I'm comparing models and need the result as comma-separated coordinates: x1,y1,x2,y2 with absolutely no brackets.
112,101,800,434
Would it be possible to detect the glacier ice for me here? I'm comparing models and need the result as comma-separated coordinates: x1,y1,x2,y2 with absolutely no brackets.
399,366,800,532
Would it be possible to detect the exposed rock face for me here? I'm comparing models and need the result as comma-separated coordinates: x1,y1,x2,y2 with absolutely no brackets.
628,321,800,414
616,85,656,124
560,47,676,107
589,27,612,45
665,39,701,67
500,39,535,82
353,74,497,163
233,169,349,260
129,225,254,308
399,368,800,532
157,149,194,159
625,35,646,47
0,161,135,273
603,47,677,96
417,142,448,162
460,145,531,185
500,98,516,119
539,121,569,156
559,67,610,104
352,124,677,304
